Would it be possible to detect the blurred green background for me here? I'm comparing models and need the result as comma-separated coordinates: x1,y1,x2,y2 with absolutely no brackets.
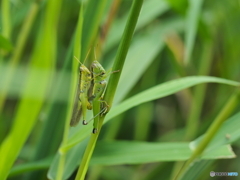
0,0,240,180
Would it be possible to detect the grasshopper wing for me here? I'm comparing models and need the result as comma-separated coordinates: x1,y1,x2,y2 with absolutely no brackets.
70,73,82,127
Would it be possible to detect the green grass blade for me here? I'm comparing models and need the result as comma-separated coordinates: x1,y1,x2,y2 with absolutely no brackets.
48,139,89,180
90,141,234,165
184,0,204,64
180,160,214,180
81,0,108,60
55,3,84,180
0,0,63,179
48,109,240,179
104,0,170,52
190,111,240,153
107,76,240,121
175,90,240,180
0,1,40,111
61,76,239,150
114,18,184,104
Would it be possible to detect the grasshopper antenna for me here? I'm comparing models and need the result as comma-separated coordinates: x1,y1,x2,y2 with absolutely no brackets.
94,45,97,61
83,46,92,64
74,47,92,65
74,56,83,65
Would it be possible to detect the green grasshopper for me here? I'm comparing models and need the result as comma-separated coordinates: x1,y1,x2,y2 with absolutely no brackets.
87,54,119,133
71,48,118,133
70,51,92,127
89,60,108,133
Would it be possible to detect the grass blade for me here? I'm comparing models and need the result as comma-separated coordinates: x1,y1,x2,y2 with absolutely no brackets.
184,0,204,64
0,0,63,179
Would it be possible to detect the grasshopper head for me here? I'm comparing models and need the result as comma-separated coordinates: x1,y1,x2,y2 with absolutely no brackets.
91,61,106,76
80,64,91,79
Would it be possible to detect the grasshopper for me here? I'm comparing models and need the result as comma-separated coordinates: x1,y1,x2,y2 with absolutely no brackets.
70,51,92,127
87,51,119,133
88,60,108,134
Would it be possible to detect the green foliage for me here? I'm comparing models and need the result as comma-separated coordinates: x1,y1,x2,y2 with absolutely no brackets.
0,34,13,52
1,0,240,180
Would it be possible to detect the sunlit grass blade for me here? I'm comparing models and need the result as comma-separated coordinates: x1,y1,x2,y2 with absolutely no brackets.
0,1,40,110
0,0,63,179
55,2,84,180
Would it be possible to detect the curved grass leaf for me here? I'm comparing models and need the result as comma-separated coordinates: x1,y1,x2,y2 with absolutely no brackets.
0,0,63,179
18,110,240,179
63,76,239,150
107,76,239,122
90,141,234,165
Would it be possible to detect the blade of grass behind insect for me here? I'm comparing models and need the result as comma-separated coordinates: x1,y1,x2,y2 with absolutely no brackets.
81,0,108,61
0,0,40,111
0,0,62,179
184,0,204,64
74,0,144,179
55,3,83,180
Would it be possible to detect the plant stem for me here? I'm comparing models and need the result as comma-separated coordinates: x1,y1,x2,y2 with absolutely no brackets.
74,0,144,179
104,0,144,108
174,89,240,180
56,3,83,180
75,100,102,180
